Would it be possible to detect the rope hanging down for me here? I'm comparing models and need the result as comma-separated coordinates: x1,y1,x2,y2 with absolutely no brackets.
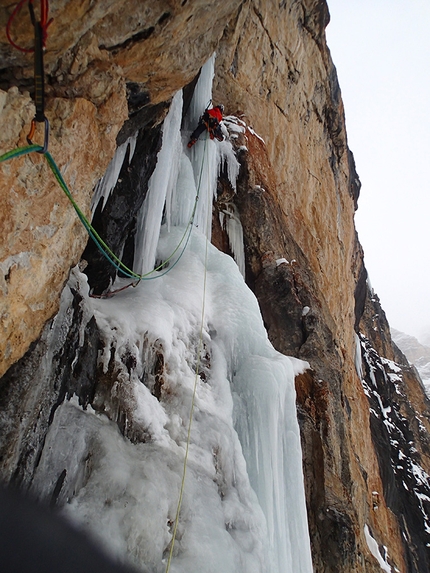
5,2,212,568
164,138,211,573
3,0,209,291
0,140,208,286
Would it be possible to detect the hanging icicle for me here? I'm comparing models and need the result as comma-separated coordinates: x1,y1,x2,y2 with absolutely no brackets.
134,91,184,276
91,133,138,212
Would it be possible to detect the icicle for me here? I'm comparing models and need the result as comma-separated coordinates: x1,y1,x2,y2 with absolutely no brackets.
185,53,216,131
184,55,241,239
132,52,241,270
134,91,183,275
220,205,245,277
165,153,198,229
217,139,240,191
91,133,138,212
354,332,363,380
128,131,138,163
190,137,218,238
183,54,218,239
232,349,312,573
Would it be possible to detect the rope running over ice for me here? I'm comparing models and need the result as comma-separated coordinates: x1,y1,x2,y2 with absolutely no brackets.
2,129,212,569
165,134,210,573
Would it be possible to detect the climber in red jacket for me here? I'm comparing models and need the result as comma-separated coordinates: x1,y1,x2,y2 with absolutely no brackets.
187,104,225,148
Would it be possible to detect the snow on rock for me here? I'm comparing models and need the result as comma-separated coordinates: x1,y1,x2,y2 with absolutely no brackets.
391,328,430,397
223,115,246,135
364,525,392,572
358,333,430,549
247,126,266,144
301,306,310,317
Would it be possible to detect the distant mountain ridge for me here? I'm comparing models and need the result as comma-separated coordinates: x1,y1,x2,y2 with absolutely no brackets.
391,328,430,394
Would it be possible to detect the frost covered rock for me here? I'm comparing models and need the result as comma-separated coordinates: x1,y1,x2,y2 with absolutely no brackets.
392,328,430,395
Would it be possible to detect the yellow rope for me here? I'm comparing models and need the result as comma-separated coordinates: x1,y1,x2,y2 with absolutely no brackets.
165,139,210,573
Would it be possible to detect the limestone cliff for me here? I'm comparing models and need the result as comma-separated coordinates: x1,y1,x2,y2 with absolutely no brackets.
1,1,429,572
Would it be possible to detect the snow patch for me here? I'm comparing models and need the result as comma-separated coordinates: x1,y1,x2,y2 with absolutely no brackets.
301,306,310,317
247,126,266,144
364,525,392,572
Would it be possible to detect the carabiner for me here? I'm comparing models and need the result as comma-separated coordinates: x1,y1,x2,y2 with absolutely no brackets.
27,116,50,153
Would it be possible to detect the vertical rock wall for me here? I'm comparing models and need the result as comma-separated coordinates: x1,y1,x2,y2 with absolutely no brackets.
212,1,430,571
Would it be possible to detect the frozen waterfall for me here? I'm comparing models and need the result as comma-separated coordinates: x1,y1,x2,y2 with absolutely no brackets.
30,55,313,573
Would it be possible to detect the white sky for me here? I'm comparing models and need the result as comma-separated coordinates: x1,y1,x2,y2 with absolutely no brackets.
325,0,430,342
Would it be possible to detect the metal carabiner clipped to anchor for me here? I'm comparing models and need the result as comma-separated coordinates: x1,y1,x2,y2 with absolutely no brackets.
25,0,50,153
6,1,52,152
26,116,50,154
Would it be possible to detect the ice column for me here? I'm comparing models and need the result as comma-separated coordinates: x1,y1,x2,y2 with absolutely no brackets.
220,205,246,277
233,357,313,573
165,153,199,230
185,53,219,239
134,90,183,275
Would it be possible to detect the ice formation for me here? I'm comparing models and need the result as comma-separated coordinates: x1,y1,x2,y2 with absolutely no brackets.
29,54,314,573
133,54,241,276
134,90,184,276
91,133,138,212
219,204,245,277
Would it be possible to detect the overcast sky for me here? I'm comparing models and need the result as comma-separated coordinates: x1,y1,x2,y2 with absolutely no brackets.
325,0,430,342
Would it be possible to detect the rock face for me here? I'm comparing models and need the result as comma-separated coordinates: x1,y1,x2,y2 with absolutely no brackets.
358,291,430,572
0,74,127,377
1,1,430,572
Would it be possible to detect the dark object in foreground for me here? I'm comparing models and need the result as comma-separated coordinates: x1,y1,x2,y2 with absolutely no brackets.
0,485,146,573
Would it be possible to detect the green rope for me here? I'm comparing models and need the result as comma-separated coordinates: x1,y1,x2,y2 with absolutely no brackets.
0,143,43,160
0,138,208,281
